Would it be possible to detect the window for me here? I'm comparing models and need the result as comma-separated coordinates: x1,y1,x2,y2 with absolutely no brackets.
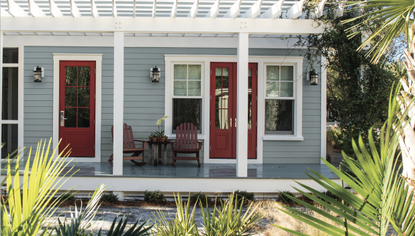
172,64,202,132
265,65,295,134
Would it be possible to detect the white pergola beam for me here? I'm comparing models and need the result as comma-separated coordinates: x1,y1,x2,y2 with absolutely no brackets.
242,0,262,19
113,0,117,17
70,0,81,17
152,0,157,18
49,0,63,17
29,0,46,17
223,0,241,19
187,0,199,18
206,0,220,18
287,0,304,19
91,0,99,17
259,0,283,19
7,0,29,17
170,0,178,18
2,18,325,35
1,8,12,17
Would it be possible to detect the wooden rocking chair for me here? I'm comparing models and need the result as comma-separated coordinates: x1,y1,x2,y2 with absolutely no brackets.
108,123,147,166
170,122,203,167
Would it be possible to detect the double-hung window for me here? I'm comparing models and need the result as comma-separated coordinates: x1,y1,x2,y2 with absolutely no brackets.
265,65,295,134
172,64,202,133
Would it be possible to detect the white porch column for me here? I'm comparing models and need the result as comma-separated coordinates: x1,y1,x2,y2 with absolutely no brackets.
236,32,249,177
320,56,327,164
113,31,124,176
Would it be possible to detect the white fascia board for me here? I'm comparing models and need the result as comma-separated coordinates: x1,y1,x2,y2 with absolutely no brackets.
70,0,81,17
49,0,64,17
187,0,199,18
223,0,241,19
241,0,262,19
259,0,283,19
91,0,99,17
287,0,304,19
206,0,220,18
170,0,178,18
7,0,29,17
29,0,46,17
1,18,325,35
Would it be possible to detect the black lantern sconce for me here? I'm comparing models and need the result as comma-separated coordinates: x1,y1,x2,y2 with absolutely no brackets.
33,66,44,82
151,66,161,83
309,69,318,85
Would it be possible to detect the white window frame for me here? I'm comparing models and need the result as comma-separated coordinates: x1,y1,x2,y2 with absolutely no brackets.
165,55,304,164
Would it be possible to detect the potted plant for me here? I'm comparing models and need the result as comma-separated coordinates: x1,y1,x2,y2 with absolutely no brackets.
149,132,157,142
154,116,168,142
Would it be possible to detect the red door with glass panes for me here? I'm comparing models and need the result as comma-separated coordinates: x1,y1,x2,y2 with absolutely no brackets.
59,61,95,157
209,62,257,159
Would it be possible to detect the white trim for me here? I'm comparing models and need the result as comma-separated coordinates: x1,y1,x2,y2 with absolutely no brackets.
18,46,24,152
164,55,304,165
2,35,304,49
0,32,3,159
321,56,327,164
113,32,124,176
52,54,103,162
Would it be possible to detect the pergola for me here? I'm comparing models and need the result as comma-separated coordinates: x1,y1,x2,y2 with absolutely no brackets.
1,0,327,177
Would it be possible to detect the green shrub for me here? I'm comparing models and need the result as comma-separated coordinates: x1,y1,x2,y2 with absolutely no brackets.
234,190,255,205
101,192,119,203
59,192,76,202
144,190,165,203
189,192,209,206
327,127,342,149
277,191,296,205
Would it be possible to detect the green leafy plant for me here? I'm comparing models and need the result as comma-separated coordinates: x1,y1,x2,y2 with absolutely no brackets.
144,190,165,203
274,84,415,235
189,192,209,206
151,193,198,236
1,139,75,236
234,190,254,206
101,192,119,203
200,192,262,236
277,191,296,205
59,192,76,203
97,215,152,236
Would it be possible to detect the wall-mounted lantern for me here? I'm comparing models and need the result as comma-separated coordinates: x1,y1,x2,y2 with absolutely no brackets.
33,66,44,82
151,66,161,83
309,69,318,85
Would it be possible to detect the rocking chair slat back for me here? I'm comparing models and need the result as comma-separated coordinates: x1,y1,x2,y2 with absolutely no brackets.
176,122,197,150
111,123,136,149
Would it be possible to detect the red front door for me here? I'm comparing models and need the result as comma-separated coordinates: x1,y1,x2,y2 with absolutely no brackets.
209,62,257,159
59,61,96,156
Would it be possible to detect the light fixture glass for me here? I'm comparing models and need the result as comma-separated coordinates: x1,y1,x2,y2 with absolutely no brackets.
310,69,318,85
151,66,160,83
34,66,43,82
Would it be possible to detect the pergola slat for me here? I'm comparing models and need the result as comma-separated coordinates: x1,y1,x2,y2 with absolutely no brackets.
287,0,304,19
259,0,283,19
1,8,12,17
113,0,117,17
29,0,46,17
206,0,219,18
70,0,81,17
91,0,99,17
170,0,178,18
316,0,326,17
49,0,63,17
242,0,262,19
7,0,29,17
187,0,199,18
152,0,156,18
223,0,241,19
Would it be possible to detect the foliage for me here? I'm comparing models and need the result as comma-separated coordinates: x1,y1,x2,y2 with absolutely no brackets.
97,215,152,236
274,84,415,235
155,116,168,138
54,184,105,236
144,190,165,203
200,192,262,236
277,191,296,205
326,126,342,150
101,192,119,203
151,193,198,236
59,192,76,203
1,139,74,236
234,190,255,205
189,192,209,206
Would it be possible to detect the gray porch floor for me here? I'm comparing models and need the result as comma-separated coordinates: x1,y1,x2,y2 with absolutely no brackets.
60,162,339,179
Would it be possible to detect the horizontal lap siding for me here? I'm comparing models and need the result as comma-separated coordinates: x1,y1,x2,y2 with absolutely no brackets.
251,49,321,164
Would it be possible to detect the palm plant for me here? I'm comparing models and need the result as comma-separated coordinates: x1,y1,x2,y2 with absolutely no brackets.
1,139,75,236
97,215,152,236
274,85,415,235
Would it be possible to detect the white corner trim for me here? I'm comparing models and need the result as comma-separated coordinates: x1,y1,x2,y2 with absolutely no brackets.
262,135,304,141
52,54,103,162
321,56,327,164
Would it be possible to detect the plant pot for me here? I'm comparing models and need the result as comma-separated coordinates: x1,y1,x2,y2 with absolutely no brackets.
161,137,167,142
151,138,157,142
149,137,152,142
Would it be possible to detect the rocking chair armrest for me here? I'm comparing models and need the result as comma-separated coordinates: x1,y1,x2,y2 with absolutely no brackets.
197,140,203,150
134,140,148,149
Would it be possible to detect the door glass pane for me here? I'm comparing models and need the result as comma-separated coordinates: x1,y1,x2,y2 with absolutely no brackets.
248,88,252,129
2,67,18,120
174,81,187,96
248,68,252,88
3,48,18,63
218,109,229,129
222,88,229,109
78,108,90,128
78,87,90,107
266,82,279,97
172,99,202,132
222,68,229,88
188,65,201,80
65,67,77,86
265,100,293,133
64,108,76,127
65,87,77,107
215,68,222,87
215,89,221,108
281,66,294,81
188,81,201,96
267,66,279,81
280,82,294,97
78,67,90,86
174,65,187,80
1,124,18,159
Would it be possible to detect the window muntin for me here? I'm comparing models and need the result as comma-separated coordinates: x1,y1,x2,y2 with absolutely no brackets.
172,64,202,133
265,65,295,134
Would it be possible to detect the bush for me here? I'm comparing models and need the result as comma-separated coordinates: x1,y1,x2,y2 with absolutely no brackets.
234,190,255,205
59,192,76,202
100,192,118,203
277,191,296,205
144,190,165,203
189,192,209,206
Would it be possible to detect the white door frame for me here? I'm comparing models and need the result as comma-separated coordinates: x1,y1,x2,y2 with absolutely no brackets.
52,54,102,162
